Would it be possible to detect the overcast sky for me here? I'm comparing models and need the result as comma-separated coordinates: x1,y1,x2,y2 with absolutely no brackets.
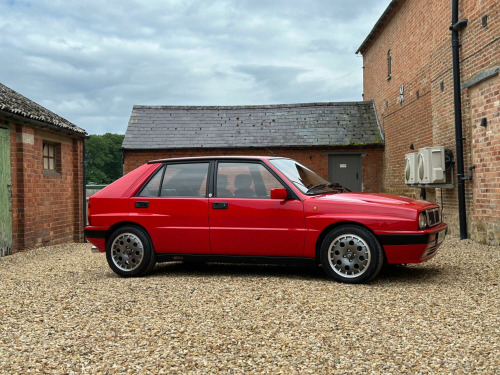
0,0,391,135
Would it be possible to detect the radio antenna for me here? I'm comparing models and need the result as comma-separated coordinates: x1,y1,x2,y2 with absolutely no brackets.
264,147,277,157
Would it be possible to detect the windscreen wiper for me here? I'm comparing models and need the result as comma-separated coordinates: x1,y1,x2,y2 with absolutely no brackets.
306,183,351,194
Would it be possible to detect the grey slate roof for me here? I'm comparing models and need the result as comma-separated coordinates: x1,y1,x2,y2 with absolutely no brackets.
123,102,383,150
0,83,87,136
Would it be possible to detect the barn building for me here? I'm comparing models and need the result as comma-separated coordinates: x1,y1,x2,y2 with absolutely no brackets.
0,83,87,255
356,0,499,244
122,102,384,194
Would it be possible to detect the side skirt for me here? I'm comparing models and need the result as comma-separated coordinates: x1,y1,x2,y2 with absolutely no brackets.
155,254,317,267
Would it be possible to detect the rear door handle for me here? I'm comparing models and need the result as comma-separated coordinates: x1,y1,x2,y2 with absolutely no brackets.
212,202,228,209
135,201,149,208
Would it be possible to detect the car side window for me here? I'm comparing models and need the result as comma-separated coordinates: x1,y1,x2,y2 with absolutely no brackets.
138,165,165,197
160,163,209,197
216,162,284,198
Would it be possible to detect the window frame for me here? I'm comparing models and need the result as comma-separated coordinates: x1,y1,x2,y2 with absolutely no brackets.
42,141,61,176
212,160,299,200
136,159,301,200
43,142,56,171
136,161,210,198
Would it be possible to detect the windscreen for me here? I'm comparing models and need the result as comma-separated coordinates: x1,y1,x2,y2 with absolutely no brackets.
270,158,349,195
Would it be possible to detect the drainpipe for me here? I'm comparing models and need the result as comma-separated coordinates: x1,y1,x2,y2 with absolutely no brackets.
450,0,468,239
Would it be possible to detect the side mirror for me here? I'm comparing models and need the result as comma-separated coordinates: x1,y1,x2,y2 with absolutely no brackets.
270,188,288,200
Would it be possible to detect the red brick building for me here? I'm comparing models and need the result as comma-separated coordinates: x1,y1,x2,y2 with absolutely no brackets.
356,0,499,245
0,83,87,255
122,102,384,193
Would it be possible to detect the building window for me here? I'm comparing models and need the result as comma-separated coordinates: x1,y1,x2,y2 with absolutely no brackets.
387,50,392,80
43,142,61,173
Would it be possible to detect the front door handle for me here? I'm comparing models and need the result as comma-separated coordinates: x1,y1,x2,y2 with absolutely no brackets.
135,201,149,208
212,202,228,209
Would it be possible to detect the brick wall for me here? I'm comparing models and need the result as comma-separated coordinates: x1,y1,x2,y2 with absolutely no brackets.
470,75,500,244
7,121,84,251
124,146,384,193
360,0,499,244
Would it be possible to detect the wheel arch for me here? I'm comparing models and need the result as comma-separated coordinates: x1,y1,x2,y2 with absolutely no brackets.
314,221,385,263
105,221,155,251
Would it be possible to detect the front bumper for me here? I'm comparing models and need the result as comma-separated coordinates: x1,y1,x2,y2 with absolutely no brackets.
378,223,448,264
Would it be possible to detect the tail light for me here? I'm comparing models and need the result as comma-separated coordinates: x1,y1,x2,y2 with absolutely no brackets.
87,200,91,226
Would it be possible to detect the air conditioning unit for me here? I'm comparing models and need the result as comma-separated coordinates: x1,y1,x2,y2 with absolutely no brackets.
404,152,417,184
417,146,446,184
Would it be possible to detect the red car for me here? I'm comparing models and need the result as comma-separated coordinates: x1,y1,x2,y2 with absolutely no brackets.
85,156,447,283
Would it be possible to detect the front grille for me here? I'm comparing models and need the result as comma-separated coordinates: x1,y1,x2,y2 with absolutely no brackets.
426,207,441,227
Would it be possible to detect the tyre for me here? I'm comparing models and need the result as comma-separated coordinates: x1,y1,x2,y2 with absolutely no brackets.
106,226,156,277
320,225,383,284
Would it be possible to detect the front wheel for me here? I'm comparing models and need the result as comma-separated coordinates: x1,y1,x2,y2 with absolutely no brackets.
320,225,383,284
106,226,156,277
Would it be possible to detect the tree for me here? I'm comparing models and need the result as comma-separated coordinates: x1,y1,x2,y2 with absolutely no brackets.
85,133,125,184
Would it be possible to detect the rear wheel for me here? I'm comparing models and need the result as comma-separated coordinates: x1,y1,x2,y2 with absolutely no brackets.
320,225,383,284
106,226,156,277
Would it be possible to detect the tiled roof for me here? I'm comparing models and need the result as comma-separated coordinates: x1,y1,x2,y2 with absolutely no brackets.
0,83,87,135
122,102,383,150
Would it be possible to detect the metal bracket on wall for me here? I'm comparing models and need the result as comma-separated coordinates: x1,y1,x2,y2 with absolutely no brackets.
7,185,12,212
459,166,475,182
408,165,455,189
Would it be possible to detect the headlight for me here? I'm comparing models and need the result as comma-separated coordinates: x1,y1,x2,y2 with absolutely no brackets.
418,212,428,230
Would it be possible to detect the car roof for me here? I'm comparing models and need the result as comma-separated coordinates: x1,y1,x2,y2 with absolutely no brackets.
147,155,289,164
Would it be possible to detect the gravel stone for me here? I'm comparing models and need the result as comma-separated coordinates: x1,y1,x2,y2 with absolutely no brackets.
0,236,498,374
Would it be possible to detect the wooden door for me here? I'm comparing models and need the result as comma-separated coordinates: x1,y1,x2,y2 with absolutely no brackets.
0,127,12,256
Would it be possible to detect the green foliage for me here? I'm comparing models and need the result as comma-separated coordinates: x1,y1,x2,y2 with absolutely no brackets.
85,133,125,184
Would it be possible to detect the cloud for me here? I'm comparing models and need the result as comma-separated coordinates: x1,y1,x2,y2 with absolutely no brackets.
0,0,391,134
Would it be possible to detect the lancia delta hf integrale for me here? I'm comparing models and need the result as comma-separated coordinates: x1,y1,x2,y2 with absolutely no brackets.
85,157,447,284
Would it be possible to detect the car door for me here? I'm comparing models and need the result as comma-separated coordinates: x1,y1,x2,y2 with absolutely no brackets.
209,161,306,257
129,162,210,254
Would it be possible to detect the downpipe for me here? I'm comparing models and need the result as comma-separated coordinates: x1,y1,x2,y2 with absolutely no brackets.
450,0,469,239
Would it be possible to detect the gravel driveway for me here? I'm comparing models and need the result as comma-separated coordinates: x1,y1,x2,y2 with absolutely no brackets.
0,236,498,374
